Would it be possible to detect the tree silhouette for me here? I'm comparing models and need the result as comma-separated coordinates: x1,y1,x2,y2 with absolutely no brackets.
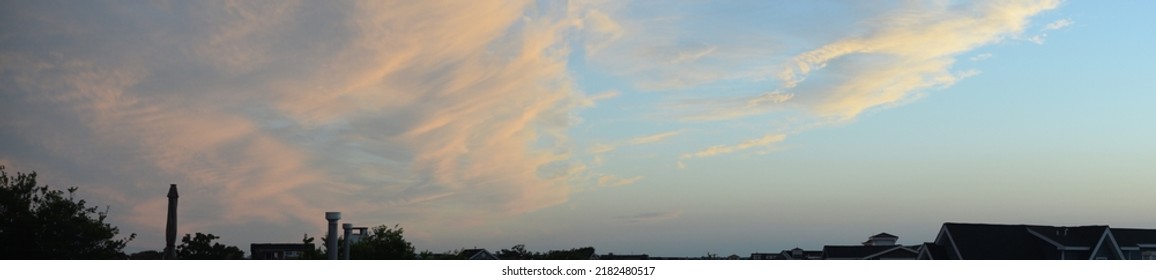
300,233,325,259
544,246,597,260
0,165,135,259
498,244,535,260
417,248,466,260
348,224,415,260
176,232,245,260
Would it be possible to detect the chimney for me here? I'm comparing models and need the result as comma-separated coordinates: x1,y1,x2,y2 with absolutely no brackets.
164,184,179,260
325,212,341,260
342,223,353,260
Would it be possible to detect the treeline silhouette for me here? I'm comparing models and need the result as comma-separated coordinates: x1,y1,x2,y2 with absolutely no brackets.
1,165,601,260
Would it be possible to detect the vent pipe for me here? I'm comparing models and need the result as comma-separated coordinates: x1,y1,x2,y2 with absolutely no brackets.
342,223,353,260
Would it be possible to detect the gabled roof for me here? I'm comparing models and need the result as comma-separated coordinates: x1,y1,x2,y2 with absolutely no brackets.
764,248,823,260
1110,228,1156,247
918,242,947,260
460,248,499,260
941,223,1055,260
822,245,894,259
822,245,914,259
1025,225,1108,248
871,232,898,239
866,246,919,259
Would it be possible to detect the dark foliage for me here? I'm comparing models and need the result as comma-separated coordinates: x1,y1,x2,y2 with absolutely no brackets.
300,233,325,259
348,224,415,260
544,246,597,260
0,165,135,259
497,244,535,260
177,232,245,260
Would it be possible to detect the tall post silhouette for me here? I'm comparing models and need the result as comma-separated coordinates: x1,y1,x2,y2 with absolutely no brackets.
342,223,352,260
164,184,179,259
325,212,341,260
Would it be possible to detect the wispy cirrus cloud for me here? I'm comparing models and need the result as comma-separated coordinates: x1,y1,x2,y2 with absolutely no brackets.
1027,18,1073,44
1043,18,1074,31
579,130,679,188
681,134,786,160
0,0,1069,252
615,210,682,224
0,0,597,246
578,1,1061,166
971,53,994,61
773,0,1061,120
588,129,683,155
628,130,683,145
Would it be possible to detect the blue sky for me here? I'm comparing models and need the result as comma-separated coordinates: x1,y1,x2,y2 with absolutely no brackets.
2,0,1154,257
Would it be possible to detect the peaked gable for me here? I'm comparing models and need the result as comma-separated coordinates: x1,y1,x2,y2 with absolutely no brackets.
941,223,1055,260
1089,230,1125,260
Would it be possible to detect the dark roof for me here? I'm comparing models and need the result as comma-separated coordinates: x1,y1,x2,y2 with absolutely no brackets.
822,245,903,259
920,242,947,260
460,249,499,260
1026,225,1108,247
942,223,1055,260
250,243,312,251
249,243,313,260
871,232,898,239
757,249,822,260
1110,228,1156,247
871,247,919,259
939,222,1156,260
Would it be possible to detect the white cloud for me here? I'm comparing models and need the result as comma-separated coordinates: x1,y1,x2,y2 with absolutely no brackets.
577,1,1061,169
1043,19,1074,31
775,0,1061,120
970,53,993,62
584,129,681,157
0,0,1069,251
682,134,786,159
1023,18,1071,45
1028,34,1048,44
628,130,683,145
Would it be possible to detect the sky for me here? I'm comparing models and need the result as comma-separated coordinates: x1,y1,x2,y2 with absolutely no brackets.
2,0,1154,257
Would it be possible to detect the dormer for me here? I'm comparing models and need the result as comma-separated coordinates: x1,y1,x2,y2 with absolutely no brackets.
863,232,899,246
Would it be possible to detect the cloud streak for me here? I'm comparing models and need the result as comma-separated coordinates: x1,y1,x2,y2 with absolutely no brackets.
682,134,786,160
578,1,1061,165
773,0,1061,120
597,175,644,188
0,0,1068,251
0,0,593,245
615,210,682,224
629,130,683,145
1043,19,1074,31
